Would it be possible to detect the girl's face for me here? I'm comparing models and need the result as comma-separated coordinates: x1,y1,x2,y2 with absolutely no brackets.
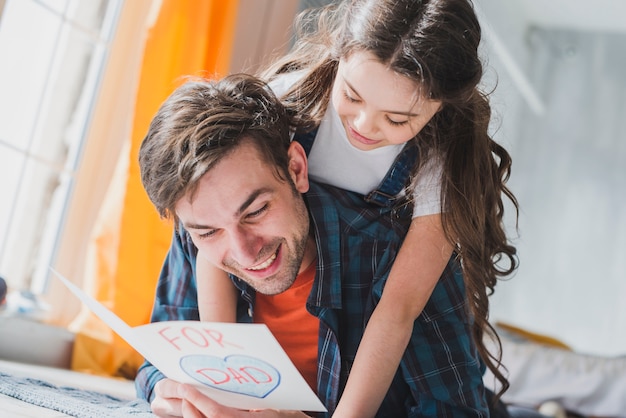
331,51,442,151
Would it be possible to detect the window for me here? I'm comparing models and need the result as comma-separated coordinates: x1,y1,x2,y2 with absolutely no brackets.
0,0,122,293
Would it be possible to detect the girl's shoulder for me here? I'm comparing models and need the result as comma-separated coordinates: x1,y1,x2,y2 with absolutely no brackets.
268,70,307,97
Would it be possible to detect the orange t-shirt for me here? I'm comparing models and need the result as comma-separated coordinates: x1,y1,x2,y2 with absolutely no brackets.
254,260,319,390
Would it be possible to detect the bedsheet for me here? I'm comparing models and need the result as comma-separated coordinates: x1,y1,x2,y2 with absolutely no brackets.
484,325,626,417
0,359,153,417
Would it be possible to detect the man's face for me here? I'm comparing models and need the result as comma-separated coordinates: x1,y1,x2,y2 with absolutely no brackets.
175,139,314,295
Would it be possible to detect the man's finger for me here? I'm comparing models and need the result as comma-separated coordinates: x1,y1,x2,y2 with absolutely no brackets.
180,384,243,417
181,399,205,418
151,396,183,418
155,378,183,398
151,379,184,417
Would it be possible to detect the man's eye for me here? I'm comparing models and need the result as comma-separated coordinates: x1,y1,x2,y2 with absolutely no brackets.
247,204,268,218
198,230,217,239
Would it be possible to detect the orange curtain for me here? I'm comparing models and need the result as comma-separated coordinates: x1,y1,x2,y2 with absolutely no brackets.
71,0,239,379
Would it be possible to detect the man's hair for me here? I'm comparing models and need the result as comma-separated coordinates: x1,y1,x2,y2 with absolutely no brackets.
139,73,294,221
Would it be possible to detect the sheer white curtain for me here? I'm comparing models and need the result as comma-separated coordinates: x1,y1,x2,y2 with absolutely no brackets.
48,0,157,325
490,27,626,356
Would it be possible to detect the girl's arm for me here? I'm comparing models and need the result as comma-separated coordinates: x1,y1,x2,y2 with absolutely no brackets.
332,213,453,418
196,256,238,322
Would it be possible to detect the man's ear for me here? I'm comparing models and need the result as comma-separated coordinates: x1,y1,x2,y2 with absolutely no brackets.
287,141,309,193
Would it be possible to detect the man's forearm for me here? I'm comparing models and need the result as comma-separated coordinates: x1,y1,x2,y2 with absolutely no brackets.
135,361,166,402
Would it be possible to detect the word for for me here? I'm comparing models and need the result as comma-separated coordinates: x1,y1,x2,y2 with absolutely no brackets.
158,325,243,351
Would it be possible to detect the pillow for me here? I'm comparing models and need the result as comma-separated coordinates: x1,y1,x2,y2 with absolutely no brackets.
484,323,626,417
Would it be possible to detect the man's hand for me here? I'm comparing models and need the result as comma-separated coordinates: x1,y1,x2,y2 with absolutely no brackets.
179,384,312,418
151,379,185,417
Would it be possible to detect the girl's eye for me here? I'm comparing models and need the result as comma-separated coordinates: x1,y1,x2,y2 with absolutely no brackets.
343,90,359,103
386,116,409,126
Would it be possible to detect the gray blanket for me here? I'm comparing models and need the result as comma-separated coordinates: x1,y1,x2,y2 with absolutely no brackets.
0,371,154,417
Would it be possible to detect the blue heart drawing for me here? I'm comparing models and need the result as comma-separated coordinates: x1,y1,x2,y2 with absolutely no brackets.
180,354,281,398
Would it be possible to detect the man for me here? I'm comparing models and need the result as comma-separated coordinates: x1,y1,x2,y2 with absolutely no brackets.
136,74,488,417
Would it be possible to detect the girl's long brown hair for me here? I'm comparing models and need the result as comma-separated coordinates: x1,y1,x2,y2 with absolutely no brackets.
261,0,519,401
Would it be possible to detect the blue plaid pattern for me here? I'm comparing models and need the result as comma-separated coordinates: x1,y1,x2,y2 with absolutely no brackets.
305,183,487,417
135,181,488,416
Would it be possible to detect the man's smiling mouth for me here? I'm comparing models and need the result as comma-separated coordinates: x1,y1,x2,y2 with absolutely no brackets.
247,249,278,271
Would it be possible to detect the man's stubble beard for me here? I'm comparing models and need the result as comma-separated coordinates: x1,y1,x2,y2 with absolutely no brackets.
225,193,310,296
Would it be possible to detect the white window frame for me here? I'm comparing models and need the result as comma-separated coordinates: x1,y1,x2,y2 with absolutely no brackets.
0,0,123,296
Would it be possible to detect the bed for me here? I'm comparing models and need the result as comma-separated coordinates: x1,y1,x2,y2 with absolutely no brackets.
0,359,152,417
484,323,626,418
2,324,625,417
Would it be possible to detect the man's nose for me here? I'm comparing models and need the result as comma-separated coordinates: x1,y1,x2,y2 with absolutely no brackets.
227,227,263,267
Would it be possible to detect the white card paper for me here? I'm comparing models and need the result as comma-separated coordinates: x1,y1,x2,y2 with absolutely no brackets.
51,268,326,412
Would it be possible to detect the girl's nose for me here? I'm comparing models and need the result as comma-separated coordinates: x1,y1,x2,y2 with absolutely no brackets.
352,108,375,135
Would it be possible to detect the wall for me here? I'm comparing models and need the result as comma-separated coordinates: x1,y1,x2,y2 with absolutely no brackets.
477,0,626,356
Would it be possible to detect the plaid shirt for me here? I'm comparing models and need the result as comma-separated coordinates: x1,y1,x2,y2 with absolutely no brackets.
135,181,488,417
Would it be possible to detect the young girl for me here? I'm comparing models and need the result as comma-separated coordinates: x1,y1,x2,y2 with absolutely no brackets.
197,0,519,416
